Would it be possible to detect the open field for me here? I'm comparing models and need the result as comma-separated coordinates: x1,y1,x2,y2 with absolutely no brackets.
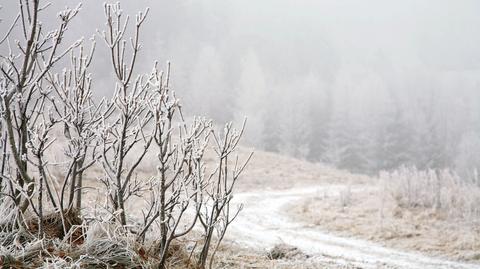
213,149,480,268
162,149,480,268
9,147,479,268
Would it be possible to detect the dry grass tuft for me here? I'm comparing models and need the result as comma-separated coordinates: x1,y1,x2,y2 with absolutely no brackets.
289,166,480,262
267,244,305,260
382,167,480,222
26,210,83,240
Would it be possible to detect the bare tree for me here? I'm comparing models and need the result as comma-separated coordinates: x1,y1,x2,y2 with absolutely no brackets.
27,107,58,236
0,0,81,216
97,3,153,225
133,62,213,268
0,2,251,268
198,121,252,269
46,43,103,212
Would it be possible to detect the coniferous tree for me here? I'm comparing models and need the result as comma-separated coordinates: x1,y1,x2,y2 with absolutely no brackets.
376,109,414,171
307,80,332,162
235,50,268,147
190,45,232,123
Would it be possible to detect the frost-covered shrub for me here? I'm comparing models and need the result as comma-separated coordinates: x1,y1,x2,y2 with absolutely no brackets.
0,1,250,268
381,166,480,220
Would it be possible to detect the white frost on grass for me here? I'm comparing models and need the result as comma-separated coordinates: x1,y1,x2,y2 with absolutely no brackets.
228,186,479,269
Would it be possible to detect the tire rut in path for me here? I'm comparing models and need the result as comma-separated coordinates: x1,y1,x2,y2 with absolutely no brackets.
228,186,479,269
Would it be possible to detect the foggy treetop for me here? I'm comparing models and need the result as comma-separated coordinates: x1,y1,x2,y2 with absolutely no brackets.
1,0,480,176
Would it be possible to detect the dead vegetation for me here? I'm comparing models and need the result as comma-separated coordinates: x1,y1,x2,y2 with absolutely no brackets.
0,1,251,268
382,167,480,221
267,244,305,260
289,167,480,262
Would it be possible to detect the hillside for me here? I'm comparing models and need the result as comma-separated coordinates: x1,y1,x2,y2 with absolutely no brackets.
211,149,480,268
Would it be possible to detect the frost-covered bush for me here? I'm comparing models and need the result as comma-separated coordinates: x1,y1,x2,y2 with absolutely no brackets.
381,166,480,221
0,1,250,268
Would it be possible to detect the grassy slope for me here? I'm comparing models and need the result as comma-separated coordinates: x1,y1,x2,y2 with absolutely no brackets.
72,147,480,267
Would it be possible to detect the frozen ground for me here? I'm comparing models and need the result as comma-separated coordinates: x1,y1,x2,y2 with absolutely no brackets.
228,186,480,269
80,148,480,268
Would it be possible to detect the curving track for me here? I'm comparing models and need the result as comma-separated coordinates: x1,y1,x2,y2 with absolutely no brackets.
228,186,480,269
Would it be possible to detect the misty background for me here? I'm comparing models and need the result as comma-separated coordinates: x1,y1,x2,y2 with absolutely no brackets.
2,0,480,178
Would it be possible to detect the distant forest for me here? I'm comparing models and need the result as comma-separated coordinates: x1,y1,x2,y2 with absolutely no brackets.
3,0,478,177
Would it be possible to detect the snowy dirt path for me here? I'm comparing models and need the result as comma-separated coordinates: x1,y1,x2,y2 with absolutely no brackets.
227,185,480,269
